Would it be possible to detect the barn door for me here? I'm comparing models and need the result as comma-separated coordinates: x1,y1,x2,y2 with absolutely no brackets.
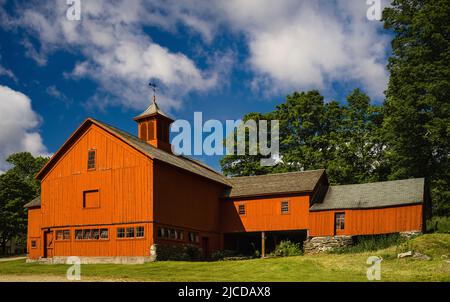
44,231,54,258
201,237,209,259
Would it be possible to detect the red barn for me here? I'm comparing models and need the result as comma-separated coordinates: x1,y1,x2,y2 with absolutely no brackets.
25,101,430,262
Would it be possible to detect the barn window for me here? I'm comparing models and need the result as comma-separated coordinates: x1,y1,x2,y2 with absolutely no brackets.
87,150,96,170
92,229,100,240
31,240,36,248
238,204,246,215
126,227,135,238
56,230,64,240
281,201,289,214
117,228,125,238
136,226,144,238
100,229,109,239
178,230,184,241
140,123,147,140
56,230,70,240
148,120,155,140
83,190,100,208
83,229,91,240
335,213,345,230
75,230,83,240
188,232,199,243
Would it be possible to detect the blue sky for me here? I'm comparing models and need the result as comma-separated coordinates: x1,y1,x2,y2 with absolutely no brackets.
0,0,392,172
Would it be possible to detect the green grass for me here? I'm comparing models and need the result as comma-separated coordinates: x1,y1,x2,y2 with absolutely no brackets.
0,234,449,282
331,233,405,254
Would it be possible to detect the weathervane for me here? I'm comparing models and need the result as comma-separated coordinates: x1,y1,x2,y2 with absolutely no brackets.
149,81,157,104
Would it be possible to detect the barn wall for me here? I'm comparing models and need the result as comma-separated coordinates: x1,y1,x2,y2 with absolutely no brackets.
37,124,154,257
27,208,42,259
153,161,226,252
51,223,153,257
309,204,423,237
221,194,311,233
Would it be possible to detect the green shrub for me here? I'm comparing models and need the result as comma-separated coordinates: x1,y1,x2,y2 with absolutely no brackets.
155,244,202,261
211,250,238,260
271,240,303,257
427,216,450,233
331,234,405,254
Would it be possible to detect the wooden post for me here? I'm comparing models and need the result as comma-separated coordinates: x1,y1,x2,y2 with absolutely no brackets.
261,231,265,258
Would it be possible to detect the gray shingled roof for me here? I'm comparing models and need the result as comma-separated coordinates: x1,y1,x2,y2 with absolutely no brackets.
310,178,425,211
92,119,231,186
223,169,325,198
24,196,41,208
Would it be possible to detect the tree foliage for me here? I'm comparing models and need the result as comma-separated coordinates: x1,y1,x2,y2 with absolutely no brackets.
382,0,450,215
221,89,385,186
0,152,48,254
221,0,449,216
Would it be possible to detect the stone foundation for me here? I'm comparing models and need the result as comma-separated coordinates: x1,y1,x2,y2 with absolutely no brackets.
26,256,154,265
303,236,353,254
399,230,422,239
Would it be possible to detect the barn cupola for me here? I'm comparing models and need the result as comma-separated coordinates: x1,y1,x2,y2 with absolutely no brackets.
134,86,174,153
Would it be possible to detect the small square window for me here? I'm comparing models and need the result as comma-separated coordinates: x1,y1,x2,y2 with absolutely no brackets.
100,229,108,239
92,229,100,240
281,201,289,214
56,230,64,240
136,226,144,238
63,230,70,240
31,240,36,248
87,150,96,170
82,229,91,240
126,227,135,238
75,230,83,240
238,204,246,215
117,228,125,238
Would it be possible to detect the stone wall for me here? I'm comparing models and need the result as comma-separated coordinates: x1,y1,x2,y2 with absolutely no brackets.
26,256,154,264
303,236,353,254
399,230,422,239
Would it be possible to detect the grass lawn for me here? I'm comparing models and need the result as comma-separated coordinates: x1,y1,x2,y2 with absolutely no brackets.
0,234,448,282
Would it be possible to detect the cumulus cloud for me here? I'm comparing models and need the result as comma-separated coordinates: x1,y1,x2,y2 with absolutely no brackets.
1,0,391,107
216,0,391,99
0,85,49,172
2,0,220,111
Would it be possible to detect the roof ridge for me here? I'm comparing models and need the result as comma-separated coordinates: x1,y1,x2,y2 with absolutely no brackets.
90,118,228,184
329,177,425,188
229,169,325,180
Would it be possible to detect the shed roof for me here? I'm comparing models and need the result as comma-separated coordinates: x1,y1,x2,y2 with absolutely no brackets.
223,169,325,198
24,196,41,208
309,178,425,211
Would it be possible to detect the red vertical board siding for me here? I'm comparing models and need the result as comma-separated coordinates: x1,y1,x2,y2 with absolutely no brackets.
309,204,423,237
220,195,311,233
28,124,154,258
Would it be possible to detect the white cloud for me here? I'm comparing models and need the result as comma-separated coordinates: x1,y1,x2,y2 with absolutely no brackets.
1,0,391,107
0,85,49,171
216,0,391,99
3,0,220,112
